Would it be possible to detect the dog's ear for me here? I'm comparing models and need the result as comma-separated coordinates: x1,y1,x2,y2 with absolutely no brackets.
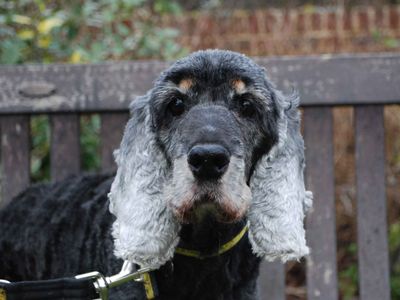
108,91,180,268
248,89,313,262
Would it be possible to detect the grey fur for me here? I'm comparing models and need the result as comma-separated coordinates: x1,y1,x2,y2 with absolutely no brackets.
109,93,180,268
248,90,313,261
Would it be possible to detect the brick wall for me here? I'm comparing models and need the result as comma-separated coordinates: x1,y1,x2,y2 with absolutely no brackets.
163,5,400,56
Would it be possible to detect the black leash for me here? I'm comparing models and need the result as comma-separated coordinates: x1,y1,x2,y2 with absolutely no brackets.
0,277,98,300
0,262,155,300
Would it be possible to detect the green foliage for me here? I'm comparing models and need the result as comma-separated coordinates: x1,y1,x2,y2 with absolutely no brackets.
339,263,358,300
390,222,400,299
372,30,400,50
30,115,50,182
80,115,101,172
1,0,187,179
0,0,187,64
338,243,359,300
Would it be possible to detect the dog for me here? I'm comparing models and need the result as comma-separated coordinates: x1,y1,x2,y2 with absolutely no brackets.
0,50,312,299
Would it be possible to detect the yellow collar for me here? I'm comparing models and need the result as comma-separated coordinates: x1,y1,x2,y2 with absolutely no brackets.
142,225,248,299
174,225,248,259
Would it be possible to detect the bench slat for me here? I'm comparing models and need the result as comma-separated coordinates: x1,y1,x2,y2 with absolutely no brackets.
100,113,129,173
258,261,285,300
50,114,80,181
0,116,30,207
355,105,390,300
1,53,400,114
303,107,338,300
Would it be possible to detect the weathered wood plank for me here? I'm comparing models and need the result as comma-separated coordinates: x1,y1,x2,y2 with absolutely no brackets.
0,61,168,114
0,53,399,114
258,261,285,300
50,114,80,181
0,116,30,208
355,105,390,300
100,112,129,172
303,107,338,300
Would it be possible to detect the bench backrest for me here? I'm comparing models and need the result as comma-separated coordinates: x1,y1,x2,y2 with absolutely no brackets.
1,53,399,300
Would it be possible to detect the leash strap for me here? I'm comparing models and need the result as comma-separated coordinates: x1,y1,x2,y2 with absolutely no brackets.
0,277,98,300
0,262,154,300
142,271,158,299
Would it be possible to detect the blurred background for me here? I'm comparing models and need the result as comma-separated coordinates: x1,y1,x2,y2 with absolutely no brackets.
1,1,399,299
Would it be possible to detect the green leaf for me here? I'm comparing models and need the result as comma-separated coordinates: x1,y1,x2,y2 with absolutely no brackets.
116,23,130,36
384,38,399,48
154,0,181,14
122,0,146,8
0,38,25,64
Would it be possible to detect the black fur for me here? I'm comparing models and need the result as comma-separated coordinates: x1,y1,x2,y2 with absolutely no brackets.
0,174,261,299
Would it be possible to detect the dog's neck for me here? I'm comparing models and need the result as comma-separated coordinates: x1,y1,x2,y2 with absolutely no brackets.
156,216,259,299
178,215,247,255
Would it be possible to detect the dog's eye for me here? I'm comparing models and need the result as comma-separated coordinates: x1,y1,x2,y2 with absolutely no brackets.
168,97,185,116
239,100,255,117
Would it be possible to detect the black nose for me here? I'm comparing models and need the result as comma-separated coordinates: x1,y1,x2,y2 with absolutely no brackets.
188,144,230,180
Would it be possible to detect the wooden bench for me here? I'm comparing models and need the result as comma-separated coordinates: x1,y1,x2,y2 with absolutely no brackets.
1,53,399,299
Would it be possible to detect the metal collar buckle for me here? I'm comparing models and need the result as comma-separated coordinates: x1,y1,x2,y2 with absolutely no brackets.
76,261,153,300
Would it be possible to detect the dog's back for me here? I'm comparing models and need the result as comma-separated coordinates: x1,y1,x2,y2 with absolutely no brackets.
0,174,118,280
0,174,160,299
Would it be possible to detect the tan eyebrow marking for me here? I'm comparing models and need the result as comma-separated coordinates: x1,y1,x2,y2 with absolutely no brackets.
178,78,193,92
232,79,246,94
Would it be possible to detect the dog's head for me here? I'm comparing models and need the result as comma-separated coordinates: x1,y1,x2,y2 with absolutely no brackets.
109,50,312,268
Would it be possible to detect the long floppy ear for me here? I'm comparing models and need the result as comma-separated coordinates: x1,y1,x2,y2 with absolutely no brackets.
248,89,313,262
108,92,180,268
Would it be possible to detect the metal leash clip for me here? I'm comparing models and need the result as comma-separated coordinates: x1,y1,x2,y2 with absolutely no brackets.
76,261,153,300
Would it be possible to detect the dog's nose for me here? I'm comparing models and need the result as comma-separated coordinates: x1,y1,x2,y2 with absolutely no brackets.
188,144,230,179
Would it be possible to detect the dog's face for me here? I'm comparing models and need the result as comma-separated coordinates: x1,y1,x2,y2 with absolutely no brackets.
150,51,279,223
109,50,311,268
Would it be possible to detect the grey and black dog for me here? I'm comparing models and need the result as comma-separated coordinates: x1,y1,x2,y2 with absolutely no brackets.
0,50,312,299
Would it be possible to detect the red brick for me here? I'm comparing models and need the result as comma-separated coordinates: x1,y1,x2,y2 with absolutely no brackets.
310,37,319,49
343,10,352,31
197,15,214,34
297,12,306,32
256,39,268,54
248,13,258,34
311,12,322,31
236,16,250,33
185,16,197,36
375,7,384,28
223,40,236,51
217,17,231,36
358,10,369,31
248,38,259,55
327,12,336,31
236,40,251,54
283,10,291,30
389,8,399,29
321,37,337,52
255,11,265,32
200,36,217,49
264,11,278,33
174,5,400,56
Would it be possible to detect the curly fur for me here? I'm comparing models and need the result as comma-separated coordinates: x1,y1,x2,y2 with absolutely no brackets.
248,90,313,261
109,95,180,269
